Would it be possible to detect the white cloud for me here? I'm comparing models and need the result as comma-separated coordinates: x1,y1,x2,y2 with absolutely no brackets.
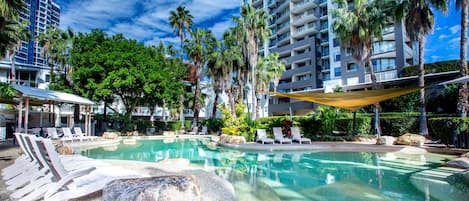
209,20,235,38
449,25,461,34
59,0,240,44
438,34,450,40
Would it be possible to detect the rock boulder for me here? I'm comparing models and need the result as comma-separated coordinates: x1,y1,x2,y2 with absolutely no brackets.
102,175,201,201
376,136,395,145
219,134,246,144
447,157,469,169
103,132,120,140
394,133,427,146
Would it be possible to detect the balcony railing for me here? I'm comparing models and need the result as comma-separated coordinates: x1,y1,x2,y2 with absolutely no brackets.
293,0,318,9
293,10,315,21
294,24,318,35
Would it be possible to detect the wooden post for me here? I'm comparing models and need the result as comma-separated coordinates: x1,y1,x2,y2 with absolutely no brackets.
24,97,29,133
17,99,23,133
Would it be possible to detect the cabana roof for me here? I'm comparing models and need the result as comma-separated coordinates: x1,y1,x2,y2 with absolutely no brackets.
12,84,95,105
439,75,469,85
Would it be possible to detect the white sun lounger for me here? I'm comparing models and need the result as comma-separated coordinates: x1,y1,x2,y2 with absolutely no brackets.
273,127,292,144
291,127,311,144
62,127,82,142
2,133,37,180
14,138,146,201
256,129,274,144
74,127,97,141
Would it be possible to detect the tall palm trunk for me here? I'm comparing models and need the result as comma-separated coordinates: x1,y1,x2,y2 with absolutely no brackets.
179,35,186,129
256,94,261,119
226,88,237,117
212,92,219,117
418,37,429,135
459,0,469,117
367,58,382,137
162,99,167,124
192,77,201,132
9,51,16,84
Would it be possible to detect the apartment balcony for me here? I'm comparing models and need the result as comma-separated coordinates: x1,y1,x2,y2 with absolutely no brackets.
281,65,312,79
404,44,413,59
319,0,327,6
277,0,289,11
365,70,398,83
320,11,328,19
292,24,318,38
277,33,291,46
269,101,315,114
292,10,318,26
320,37,329,44
292,0,318,14
320,23,328,32
268,0,276,7
253,0,263,6
277,79,314,90
277,10,290,23
272,37,314,54
277,22,290,34
286,51,311,64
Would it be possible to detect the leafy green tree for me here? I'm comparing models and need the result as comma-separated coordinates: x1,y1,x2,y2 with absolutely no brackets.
233,4,270,120
333,0,394,136
456,0,469,117
396,0,448,135
185,28,216,131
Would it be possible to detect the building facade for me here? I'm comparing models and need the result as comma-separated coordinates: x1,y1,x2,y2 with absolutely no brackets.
243,0,416,116
0,0,60,89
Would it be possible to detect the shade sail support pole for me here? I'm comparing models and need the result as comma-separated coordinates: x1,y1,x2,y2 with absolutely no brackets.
24,97,29,133
17,99,23,133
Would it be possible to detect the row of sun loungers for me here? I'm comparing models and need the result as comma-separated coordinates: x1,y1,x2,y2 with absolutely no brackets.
46,127,97,142
256,127,312,144
3,133,146,201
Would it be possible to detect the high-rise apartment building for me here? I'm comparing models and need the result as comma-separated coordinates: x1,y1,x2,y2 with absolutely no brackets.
243,0,416,116
17,0,60,66
0,0,60,88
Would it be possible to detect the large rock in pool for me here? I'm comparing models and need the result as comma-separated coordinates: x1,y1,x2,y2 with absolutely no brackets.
394,133,427,146
447,157,469,169
376,136,395,145
102,175,201,201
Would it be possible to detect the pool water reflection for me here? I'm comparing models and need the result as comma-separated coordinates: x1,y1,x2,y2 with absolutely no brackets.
81,138,468,201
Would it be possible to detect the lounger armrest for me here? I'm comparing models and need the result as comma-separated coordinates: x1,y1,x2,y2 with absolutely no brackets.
44,166,96,199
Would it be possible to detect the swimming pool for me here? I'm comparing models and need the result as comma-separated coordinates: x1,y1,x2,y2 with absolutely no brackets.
81,138,468,201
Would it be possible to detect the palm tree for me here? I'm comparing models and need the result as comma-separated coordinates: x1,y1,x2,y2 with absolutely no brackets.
457,0,468,117
169,5,193,58
6,20,29,84
396,0,447,135
222,29,243,116
185,28,216,132
169,5,193,129
255,52,285,118
0,0,23,20
233,4,270,120
206,39,224,118
333,0,393,137
38,27,71,83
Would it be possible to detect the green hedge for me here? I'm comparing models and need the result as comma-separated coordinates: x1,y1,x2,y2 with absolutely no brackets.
400,60,464,77
335,117,372,135
428,117,469,145
380,116,419,136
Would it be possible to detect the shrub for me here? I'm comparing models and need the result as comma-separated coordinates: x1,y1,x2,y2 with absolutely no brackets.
429,117,469,145
400,60,464,77
380,116,419,136
221,127,240,136
203,118,224,133
335,117,372,135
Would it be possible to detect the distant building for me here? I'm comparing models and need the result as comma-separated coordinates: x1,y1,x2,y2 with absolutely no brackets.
0,0,60,88
242,0,417,116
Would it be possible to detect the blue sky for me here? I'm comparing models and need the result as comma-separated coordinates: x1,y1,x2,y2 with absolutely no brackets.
56,0,464,63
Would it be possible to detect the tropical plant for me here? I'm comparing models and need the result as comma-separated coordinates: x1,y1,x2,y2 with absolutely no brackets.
5,20,28,84
395,0,448,135
255,52,285,118
233,4,270,120
0,82,15,98
206,39,224,118
185,28,216,131
169,5,193,128
333,0,394,137
456,0,469,117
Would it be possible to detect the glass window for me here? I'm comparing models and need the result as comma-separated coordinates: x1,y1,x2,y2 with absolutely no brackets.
371,58,396,72
347,63,358,72
372,41,396,55
334,54,341,62
334,67,341,77
333,38,340,47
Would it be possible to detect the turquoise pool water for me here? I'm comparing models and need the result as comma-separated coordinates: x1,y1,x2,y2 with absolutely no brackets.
81,138,468,201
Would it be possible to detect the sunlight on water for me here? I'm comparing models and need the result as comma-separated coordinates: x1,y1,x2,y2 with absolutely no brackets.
81,138,469,201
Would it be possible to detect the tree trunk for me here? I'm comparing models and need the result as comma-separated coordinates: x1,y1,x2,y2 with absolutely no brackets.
192,78,201,133
179,94,185,129
418,37,429,135
226,88,237,118
212,92,219,118
256,95,261,119
459,0,469,117
10,52,16,84
367,58,382,137
162,99,167,124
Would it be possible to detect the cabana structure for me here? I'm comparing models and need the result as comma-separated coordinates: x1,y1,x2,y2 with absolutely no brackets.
1,84,95,136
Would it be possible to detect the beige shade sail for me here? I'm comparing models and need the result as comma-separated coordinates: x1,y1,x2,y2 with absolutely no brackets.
267,87,421,110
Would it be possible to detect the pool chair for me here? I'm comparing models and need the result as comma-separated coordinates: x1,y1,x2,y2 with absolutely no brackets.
2,133,41,181
46,128,61,139
256,129,274,144
199,126,208,135
13,137,145,201
273,127,292,144
62,127,82,142
188,126,206,135
73,127,97,141
291,127,311,144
